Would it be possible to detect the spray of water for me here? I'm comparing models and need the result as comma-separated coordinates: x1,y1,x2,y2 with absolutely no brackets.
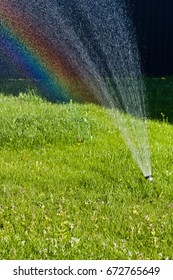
1,0,151,177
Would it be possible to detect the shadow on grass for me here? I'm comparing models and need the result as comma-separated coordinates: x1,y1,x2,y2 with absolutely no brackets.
0,79,60,103
145,77,173,124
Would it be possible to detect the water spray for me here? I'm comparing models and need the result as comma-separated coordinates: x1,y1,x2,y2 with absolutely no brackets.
1,0,152,179
145,175,153,182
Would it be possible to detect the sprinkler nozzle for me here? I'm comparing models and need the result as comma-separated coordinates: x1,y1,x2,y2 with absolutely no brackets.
145,175,153,182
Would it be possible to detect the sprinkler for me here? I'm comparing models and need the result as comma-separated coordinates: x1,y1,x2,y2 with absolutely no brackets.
145,175,153,182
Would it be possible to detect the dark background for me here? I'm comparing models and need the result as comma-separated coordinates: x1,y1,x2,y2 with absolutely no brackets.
1,0,173,78
133,0,173,76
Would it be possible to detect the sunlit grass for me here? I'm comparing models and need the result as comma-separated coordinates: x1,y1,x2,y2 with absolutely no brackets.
0,92,173,260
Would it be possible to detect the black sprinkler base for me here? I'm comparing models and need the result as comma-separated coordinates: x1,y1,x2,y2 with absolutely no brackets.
145,175,153,182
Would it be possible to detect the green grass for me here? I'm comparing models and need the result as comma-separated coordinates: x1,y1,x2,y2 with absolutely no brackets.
2,77,173,122
0,91,173,260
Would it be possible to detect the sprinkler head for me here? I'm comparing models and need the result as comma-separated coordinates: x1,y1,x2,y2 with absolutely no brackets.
145,175,153,182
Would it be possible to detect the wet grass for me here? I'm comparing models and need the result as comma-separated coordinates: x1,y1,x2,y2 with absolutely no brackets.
0,91,173,260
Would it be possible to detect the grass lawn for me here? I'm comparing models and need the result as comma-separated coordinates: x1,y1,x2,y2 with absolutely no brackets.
0,91,173,260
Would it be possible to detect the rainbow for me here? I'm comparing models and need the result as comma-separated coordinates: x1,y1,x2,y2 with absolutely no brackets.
0,0,96,103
